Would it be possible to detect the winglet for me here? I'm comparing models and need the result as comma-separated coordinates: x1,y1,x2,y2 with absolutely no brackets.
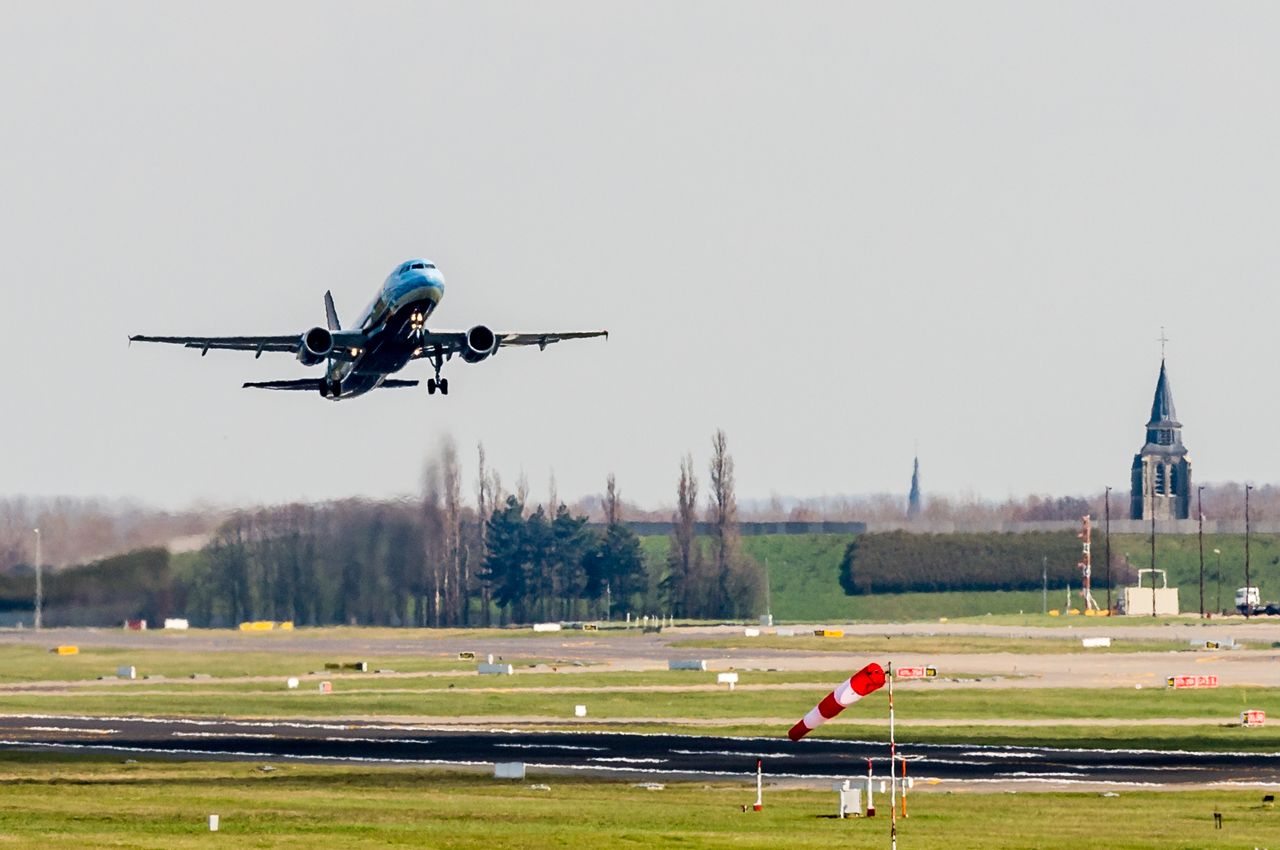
324,291,341,331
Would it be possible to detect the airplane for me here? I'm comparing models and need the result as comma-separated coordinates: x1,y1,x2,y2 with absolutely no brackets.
130,258,608,400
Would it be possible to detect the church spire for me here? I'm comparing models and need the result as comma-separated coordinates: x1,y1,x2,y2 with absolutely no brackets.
1147,359,1180,428
907,454,921,520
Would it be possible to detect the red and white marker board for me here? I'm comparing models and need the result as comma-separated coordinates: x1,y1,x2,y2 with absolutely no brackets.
788,662,886,741
1242,710,1266,727
894,666,937,680
1167,674,1218,689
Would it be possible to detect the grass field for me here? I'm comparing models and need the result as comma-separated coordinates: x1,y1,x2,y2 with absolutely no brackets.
0,755,1275,849
640,532,1280,622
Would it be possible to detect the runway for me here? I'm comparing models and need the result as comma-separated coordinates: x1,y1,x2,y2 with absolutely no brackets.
1,714,1277,789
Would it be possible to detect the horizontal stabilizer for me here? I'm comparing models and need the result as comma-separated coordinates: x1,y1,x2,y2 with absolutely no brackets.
242,379,321,391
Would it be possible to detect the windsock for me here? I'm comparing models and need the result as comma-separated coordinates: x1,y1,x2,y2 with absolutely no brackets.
787,662,886,741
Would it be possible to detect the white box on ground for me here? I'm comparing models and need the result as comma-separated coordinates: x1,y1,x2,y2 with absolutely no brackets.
668,659,707,671
532,622,562,632
479,663,514,675
1082,637,1112,648
832,780,862,818
574,704,587,717
208,814,219,832
743,628,760,637
494,762,526,779
163,618,189,630
776,628,795,637
286,677,299,689
117,666,136,680
717,672,739,685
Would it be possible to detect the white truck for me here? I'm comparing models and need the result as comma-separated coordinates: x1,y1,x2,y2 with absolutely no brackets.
1235,586,1280,616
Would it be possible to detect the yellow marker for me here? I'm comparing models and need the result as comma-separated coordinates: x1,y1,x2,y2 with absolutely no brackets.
51,645,78,655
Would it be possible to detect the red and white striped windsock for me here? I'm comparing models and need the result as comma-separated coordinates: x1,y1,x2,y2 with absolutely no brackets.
787,662,886,741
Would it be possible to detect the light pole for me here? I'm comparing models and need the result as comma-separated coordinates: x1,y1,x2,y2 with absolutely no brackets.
33,528,42,630
1213,548,1222,615
1104,487,1112,613
1197,486,1205,619
1245,485,1254,619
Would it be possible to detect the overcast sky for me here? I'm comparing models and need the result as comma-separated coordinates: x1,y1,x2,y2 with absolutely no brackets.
3,2,1279,511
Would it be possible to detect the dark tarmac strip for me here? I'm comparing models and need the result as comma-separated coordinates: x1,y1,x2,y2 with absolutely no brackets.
1,714,1277,788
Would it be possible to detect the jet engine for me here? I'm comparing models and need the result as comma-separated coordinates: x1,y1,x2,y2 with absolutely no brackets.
297,326,333,366
460,324,499,363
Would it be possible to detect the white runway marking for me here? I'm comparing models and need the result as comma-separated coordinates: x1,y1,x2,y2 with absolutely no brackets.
495,743,606,752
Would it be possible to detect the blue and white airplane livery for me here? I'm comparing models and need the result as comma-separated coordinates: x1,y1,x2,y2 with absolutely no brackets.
130,259,608,400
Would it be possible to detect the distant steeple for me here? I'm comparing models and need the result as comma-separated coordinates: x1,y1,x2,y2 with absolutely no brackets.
907,455,922,520
1147,359,1181,433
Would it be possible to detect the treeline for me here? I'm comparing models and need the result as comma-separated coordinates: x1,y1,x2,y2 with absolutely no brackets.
0,432,767,627
0,548,178,627
838,531,1091,595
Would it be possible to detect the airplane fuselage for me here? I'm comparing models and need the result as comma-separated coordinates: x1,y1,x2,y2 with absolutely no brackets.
326,260,446,398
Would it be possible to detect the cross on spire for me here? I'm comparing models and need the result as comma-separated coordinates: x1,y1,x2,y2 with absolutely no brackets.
1157,327,1169,359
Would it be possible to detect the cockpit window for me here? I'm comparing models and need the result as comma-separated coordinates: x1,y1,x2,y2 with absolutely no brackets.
410,263,425,269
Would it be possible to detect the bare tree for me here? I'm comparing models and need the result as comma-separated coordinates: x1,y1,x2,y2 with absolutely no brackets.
708,429,739,596
439,438,464,625
475,442,492,627
603,473,621,527
666,454,700,617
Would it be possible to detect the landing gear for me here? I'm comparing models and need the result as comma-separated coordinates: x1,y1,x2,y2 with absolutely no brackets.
426,344,448,396
320,378,341,398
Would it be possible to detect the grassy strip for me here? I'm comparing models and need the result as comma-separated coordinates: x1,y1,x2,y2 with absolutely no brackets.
671,635,1198,653
0,682,1274,725
0,645,476,683
0,755,1276,849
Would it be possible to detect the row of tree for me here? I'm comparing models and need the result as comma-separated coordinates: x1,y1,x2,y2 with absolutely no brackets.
0,432,766,627
183,431,762,626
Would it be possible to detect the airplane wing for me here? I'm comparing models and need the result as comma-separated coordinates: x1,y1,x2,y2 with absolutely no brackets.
416,330,608,355
130,334,301,358
130,331,365,359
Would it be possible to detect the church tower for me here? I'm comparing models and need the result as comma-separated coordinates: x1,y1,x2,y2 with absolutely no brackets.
1129,359,1192,520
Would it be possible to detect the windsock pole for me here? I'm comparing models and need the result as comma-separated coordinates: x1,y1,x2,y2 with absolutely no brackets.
787,662,886,741
889,661,897,850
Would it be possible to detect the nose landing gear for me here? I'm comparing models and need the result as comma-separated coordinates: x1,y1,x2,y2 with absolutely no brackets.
425,343,449,396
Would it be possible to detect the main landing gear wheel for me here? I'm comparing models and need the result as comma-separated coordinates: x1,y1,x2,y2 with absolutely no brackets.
427,378,449,396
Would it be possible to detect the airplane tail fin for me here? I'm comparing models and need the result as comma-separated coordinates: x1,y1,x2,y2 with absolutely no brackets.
324,291,341,331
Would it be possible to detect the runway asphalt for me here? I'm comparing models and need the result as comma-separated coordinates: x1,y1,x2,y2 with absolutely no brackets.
1,714,1277,789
